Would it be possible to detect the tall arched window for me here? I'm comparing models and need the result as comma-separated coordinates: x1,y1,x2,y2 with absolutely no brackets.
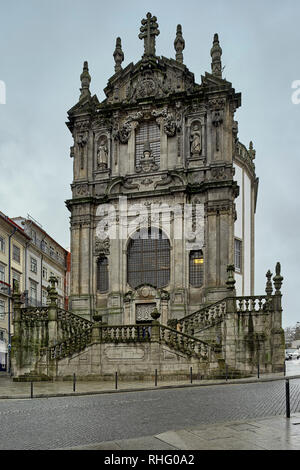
135,120,160,169
189,250,204,287
127,228,170,289
97,256,109,293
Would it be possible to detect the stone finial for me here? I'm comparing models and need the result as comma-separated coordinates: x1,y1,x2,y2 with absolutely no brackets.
226,265,236,290
249,141,256,160
210,33,222,78
79,61,91,100
139,12,160,57
47,275,58,306
265,270,273,297
174,24,185,64
151,308,161,321
273,262,283,295
113,37,124,73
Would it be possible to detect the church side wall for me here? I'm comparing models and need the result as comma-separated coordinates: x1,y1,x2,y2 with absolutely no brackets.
234,162,254,297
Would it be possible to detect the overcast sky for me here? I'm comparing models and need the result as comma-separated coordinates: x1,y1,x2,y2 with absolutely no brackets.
0,0,299,327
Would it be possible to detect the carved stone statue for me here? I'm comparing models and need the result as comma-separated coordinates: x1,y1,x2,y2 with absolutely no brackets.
190,124,202,156
97,137,108,169
136,141,159,173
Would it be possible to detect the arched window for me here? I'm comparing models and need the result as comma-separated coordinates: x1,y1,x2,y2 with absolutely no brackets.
135,120,160,169
127,228,170,289
189,250,204,287
97,256,109,293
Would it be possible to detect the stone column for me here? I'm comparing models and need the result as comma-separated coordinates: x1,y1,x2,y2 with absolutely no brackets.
150,308,161,343
222,267,237,370
91,316,102,343
47,276,58,345
150,308,161,377
271,263,285,372
12,286,23,371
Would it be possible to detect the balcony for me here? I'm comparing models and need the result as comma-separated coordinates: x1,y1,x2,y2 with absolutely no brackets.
0,281,10,297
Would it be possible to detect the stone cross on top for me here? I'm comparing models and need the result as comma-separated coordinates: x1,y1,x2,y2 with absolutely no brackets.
139,12,160,57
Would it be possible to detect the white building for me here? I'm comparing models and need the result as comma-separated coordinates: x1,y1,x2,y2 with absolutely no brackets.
234,141,258,297
12,216,69,309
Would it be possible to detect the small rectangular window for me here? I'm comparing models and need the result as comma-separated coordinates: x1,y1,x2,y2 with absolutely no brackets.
42,266,47,280
13,245,20,263
0,236,5,253
42,289,48,306
189,250,204,287
235,239,242,273
30,281,38,306
0,300,5,320
97,257,109,293
30,257,37,273
0,264,5,282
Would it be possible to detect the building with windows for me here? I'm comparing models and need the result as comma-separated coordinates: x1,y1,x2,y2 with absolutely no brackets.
12,216,69,309
0,211,30,370
66,15,257,324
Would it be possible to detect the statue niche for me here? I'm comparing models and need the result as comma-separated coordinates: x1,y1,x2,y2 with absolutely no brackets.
190,122,202,157
96,135,109,170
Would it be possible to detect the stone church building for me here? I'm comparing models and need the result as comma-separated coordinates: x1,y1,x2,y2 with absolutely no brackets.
11,14,284,381
66,14,257,325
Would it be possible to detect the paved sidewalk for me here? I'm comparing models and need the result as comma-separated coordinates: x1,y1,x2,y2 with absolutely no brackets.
66,413,300,450
0,371,299,399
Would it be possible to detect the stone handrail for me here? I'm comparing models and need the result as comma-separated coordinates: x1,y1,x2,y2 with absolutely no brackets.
57,308,93,342
47,327,93,361
20,306,49,321
178,299,226,335
160,325,216,359
100,324,152,343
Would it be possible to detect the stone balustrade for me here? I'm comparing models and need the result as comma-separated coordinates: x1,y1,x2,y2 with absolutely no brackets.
160,325,213,359
235,295,269,313
178,299,226,335
48,327,93,360
57,308,92,341
100,324,151,343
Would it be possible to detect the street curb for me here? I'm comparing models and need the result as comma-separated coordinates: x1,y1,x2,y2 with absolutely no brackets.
0,374,300,400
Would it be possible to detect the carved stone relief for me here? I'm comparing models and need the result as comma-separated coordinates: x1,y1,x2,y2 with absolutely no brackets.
94,237,110,256
76,184,89,196
136,303,156,322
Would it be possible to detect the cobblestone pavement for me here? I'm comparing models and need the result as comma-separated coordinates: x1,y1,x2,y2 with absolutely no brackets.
0,378,300,450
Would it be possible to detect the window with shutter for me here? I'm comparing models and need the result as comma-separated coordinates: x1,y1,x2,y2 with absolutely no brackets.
135,121,160,169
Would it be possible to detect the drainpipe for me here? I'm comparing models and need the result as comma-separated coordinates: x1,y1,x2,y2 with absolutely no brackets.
8,227,17,374
24,241,30,306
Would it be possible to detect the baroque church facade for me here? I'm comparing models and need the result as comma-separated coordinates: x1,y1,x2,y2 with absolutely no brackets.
11,14,284,380
66,14,257,325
